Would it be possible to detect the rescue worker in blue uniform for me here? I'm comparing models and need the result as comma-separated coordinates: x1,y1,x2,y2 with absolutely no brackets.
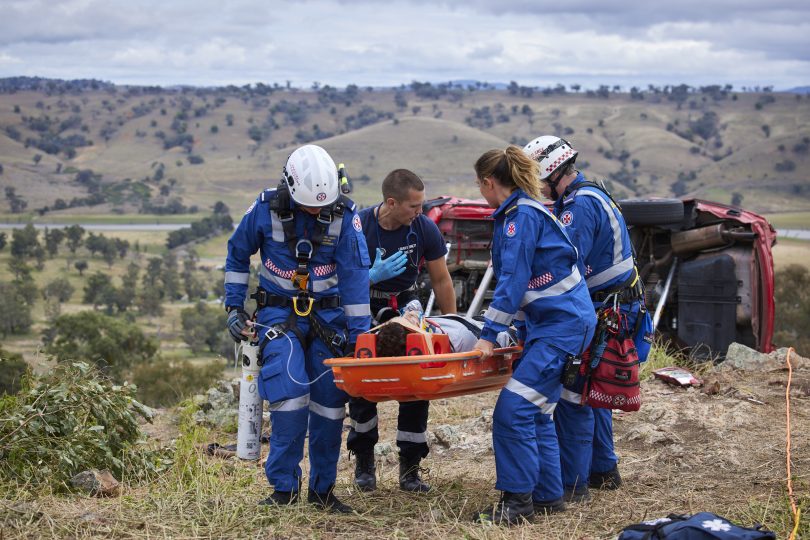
523,135,654,502
471,146,597,525
348,168,456,493
224,144,371,514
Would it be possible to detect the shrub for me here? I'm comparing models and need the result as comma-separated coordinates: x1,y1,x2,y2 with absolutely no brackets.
132,359,224,407
0,362,167,490
43,311,158,381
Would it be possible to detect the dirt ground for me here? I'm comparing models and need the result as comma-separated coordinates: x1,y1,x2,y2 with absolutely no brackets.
2,352,807,539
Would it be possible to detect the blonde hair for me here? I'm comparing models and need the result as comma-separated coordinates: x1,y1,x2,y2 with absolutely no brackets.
474,145,541,199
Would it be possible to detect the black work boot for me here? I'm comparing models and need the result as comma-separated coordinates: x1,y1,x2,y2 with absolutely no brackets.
258,490,299,506
532,497,567,515
589,464,622,490
473,491,534,526
308,486,353,514
563,484,592,503
353,451,377,492
399,454,431,493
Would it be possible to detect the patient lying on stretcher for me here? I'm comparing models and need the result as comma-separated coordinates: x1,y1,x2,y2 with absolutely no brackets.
375,312,518,357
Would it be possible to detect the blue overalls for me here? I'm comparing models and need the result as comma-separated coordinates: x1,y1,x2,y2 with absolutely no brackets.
552,173,653,492
480,189,596,503
225,188,371,494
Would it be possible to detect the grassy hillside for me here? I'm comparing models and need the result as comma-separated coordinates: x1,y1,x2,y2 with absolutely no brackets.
1,83,809,219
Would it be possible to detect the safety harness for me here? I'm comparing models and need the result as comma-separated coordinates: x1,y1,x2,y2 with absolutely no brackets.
253,183,356,359
563,180,650,344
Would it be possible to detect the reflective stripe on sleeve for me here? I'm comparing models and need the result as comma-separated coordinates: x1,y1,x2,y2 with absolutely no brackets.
514,310,526,321
350,416,378,433
585,256,634,289
504,378,557,415
396,430,428,444
521,265,582,306
576,190,624,264
309,400,346,420
484,306,515,325
225,271,250,285
343,303,371,317
268,394,310,412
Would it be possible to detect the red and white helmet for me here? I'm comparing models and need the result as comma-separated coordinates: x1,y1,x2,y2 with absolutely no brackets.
283,144,339,207
523,136,578,180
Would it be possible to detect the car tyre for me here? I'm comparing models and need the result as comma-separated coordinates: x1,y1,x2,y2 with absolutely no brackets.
618,198,684,226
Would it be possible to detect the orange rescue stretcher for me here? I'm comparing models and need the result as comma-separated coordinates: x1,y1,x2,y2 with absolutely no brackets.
324,320,522,402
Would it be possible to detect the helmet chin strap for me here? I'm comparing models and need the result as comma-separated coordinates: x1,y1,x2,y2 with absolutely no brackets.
546,170,564,201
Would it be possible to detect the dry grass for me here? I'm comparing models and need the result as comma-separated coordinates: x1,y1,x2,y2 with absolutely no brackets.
1,350,805,539
773,237,810,269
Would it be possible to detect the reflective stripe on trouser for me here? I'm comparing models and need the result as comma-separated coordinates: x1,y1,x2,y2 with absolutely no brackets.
259,320,348,494
492,338,568,498
347,398,430,459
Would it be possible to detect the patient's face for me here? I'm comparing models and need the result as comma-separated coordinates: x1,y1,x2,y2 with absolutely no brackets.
403,310,420,325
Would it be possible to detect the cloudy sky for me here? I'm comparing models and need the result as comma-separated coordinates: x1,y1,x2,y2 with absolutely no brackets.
1,0,809,90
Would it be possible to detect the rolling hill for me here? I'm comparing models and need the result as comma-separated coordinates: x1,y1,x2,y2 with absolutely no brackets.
1,81,809,217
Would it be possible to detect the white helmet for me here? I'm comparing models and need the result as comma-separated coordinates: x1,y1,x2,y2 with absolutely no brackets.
523,136,578,180
282,145,339,207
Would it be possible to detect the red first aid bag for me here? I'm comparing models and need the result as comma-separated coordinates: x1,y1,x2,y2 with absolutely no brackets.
585,335,641,411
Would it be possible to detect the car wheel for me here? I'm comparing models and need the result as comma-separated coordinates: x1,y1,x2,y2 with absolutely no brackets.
618,198,684,226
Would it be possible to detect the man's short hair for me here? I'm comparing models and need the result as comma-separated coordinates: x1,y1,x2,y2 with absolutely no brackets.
376,322,408,357
382,169,424,202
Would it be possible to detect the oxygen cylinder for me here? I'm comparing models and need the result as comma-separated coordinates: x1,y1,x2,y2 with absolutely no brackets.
236,341,263,460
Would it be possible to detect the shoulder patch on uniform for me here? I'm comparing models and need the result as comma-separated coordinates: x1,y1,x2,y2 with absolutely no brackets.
352,214,362,232
244,200,257,215
560,210,574,226
505,221,517,237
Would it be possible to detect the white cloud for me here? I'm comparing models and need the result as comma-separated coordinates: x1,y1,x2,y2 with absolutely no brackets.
0,0,807,88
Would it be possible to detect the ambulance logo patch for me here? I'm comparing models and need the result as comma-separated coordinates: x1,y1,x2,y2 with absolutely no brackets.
506,221,517,237
561,210,573,226
352,214,362,232
316,192,327,202
244,200,257,215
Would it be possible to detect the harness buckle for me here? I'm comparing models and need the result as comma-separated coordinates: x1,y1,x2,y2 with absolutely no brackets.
293,294,314,317
264,326,284,342
292,271,310,291
330,331,346,352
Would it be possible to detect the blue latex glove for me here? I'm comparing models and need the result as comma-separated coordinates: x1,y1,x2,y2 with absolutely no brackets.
368,248,407,285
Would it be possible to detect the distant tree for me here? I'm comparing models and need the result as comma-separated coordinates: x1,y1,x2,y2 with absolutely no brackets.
180,301,227,353
161,252,182,300
570,84,581,93
0,282,33,336
226,113,234,126
32,154,42,165
0,232,6,251
213,201,229,215
83,271,114,309
64,224,85,253
411,106,421,116
775,160,796,173
43,311,158,382
42,277,75,303
631,159,641,170
761,124,770,138
101,241,118,268
10,224,40,258
0,346,27,396
74,260,88,276
731,192,744,206
4,186,27,213
43,227,65,255
774,264,810,355
210,124,218,134
137,283,163,316
0,163,4,175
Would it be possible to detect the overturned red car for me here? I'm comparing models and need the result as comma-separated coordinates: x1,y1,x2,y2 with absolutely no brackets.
421,196,776,358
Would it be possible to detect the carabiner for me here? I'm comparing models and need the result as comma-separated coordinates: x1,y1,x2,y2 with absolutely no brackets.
293,295,314,317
